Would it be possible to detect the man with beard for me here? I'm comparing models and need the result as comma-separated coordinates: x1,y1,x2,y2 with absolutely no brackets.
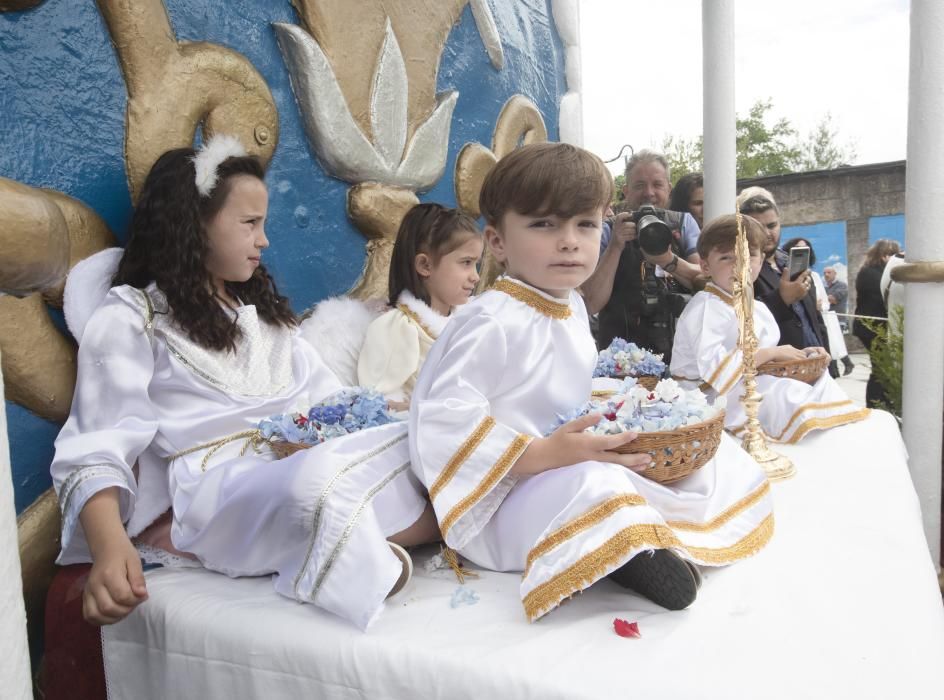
737,187,829,354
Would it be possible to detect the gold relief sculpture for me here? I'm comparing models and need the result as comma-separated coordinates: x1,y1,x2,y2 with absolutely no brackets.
96,0,279,202
0,178,116,421
277,0,505,299
733,212,795,481
454,95,548,288
347,183,420,299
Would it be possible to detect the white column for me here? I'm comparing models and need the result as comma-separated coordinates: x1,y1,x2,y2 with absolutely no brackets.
903,0,944,569
702,0,737,220
0,356,33,699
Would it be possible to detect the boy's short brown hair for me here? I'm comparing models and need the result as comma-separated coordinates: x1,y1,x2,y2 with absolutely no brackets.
479,143,614,227
697,213,767,259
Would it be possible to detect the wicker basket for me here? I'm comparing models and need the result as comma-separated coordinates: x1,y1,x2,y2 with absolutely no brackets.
757,354,829,385
612,411,725,484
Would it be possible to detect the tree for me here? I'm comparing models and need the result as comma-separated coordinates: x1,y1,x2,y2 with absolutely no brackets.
735,99,801,178
657,99,857,183
798,113,857,171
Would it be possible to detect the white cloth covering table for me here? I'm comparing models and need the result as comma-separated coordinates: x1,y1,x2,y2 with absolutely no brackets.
102,410,944,699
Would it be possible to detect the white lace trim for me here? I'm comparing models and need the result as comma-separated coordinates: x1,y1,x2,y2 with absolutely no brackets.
132,285,295,397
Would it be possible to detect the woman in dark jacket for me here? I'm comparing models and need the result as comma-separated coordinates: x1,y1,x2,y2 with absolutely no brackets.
853,239,901,407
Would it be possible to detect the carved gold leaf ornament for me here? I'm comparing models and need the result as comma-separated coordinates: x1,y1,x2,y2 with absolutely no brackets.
279,0,506,298
346,183,420,300
0,179,117,422
453,95,548,288
95,0,279,202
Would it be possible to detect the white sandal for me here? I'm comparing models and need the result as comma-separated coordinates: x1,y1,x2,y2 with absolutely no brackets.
386,542,413,599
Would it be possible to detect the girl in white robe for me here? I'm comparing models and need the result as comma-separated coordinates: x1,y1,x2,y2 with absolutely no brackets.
409,144,774,622
358,203,483,404
671,215,869,444
52,138,434,631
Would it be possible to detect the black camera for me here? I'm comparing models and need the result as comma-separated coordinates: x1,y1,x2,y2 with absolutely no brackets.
629,205,674,256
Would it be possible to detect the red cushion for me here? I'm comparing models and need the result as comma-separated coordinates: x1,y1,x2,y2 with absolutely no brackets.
39,565,106,700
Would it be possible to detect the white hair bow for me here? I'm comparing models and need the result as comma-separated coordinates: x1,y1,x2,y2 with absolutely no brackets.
193,134,248,197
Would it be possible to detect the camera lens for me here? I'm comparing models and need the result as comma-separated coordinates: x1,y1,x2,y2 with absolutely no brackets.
636,215,673,256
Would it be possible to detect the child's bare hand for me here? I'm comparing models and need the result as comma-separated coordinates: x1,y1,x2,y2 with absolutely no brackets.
83,535,148,626
387,399,410,413
774,345,808,362
513,414,651,476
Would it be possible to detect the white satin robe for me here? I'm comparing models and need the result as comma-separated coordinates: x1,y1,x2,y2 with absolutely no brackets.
670,284,870,444
409,276,774,622
51,284,427,630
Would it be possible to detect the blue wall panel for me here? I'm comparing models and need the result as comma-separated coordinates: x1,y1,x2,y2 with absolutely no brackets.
1,0,567,514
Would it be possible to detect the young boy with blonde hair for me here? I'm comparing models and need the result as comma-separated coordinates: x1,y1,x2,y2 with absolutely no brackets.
409,144,774,622
671,214,869,443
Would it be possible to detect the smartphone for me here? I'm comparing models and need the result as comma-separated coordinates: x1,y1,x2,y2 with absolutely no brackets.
788,246,811,281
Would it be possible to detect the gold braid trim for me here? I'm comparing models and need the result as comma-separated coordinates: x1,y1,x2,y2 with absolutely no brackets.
705,283,734,306
717,366,744,395
397,304,438,340
440,433,532,538
492,279,571,319
705,348,738,389
680,512,775,564
170,429,269,472
666,481,771,532
770,399,855,441
523,522,680,621
428,416,496,502
523,514,775,621
784,408,871,444
523,494,648,578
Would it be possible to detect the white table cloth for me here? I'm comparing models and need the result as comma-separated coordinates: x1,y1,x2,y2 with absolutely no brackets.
103,410,944,699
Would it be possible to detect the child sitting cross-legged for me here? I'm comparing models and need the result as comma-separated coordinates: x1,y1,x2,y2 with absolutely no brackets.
671,214,870,443
409,143,774,622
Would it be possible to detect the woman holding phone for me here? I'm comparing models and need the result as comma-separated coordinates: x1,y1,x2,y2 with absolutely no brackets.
783,238,854,377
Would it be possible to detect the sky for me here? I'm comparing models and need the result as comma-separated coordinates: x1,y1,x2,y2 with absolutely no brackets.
579,0,911,175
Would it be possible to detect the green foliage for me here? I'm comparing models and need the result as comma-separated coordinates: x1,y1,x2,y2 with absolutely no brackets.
862,306,904,417
613,174,625,203
657,99,857,183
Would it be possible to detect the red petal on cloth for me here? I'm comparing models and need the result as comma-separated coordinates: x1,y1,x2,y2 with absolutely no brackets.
604,412,617,421
613,618,641,638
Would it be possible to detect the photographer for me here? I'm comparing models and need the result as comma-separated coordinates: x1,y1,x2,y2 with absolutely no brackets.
583,150,702,360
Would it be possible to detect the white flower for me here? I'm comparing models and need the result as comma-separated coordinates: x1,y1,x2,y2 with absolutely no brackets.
653,378,682,403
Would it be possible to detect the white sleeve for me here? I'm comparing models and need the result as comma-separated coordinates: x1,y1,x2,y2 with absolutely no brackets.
689,300,744,395
410,313,532,550
357,310,421,398
51,291,158,562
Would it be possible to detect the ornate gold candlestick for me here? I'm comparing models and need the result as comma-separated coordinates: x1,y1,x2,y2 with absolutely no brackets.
733,213,795,481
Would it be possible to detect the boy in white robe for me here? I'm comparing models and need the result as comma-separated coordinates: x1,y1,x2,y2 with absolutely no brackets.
409,144,774,622
671,214,869,443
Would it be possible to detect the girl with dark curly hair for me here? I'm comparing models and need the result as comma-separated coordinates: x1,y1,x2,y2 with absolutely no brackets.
51,136,436,632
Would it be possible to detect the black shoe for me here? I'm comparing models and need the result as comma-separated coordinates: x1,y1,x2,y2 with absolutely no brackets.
828,360,840,378
841,357,855,376
609,549,698,610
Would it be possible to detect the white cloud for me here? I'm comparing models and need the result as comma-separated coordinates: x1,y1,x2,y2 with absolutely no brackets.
580,0,909,174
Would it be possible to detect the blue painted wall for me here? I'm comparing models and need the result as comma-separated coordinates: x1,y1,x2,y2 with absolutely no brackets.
868,213,906,248
1,0,567,514
781,221,848,277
